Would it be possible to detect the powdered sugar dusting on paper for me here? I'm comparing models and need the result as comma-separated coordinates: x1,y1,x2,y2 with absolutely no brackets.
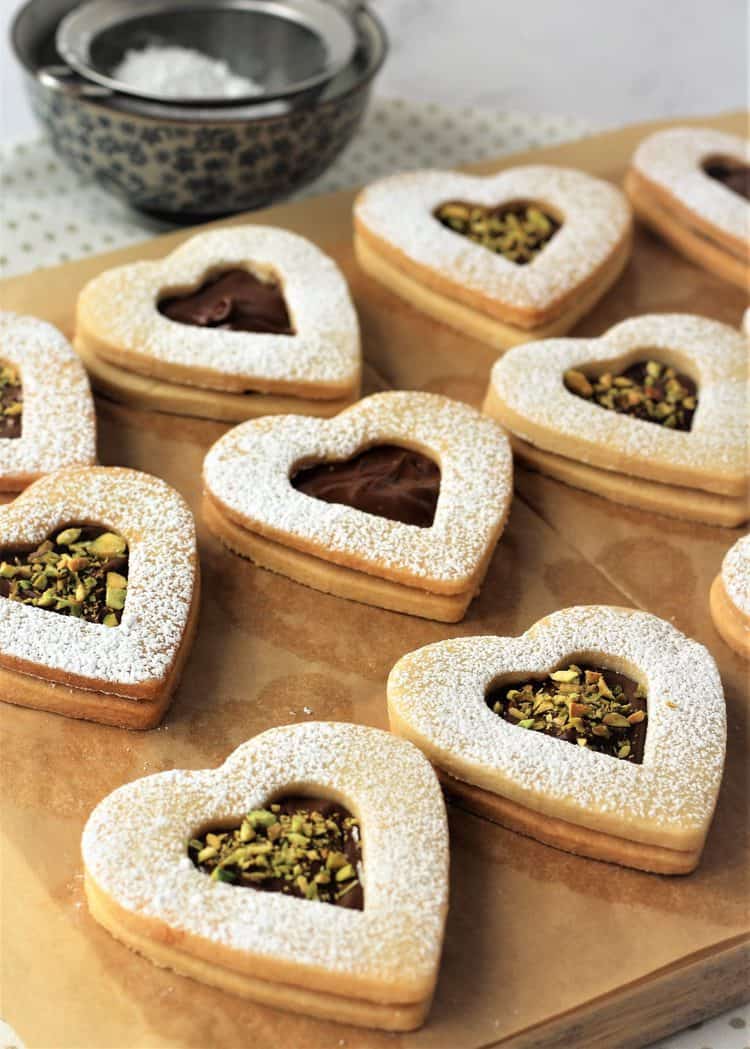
82,722,449,990
203,391,513,588
388,606,726,841
354,166,631,312
489,314,748,485
0,312,96,482
631,127,750,240
76,226,360,393
0,467,197,689
722,534,750,617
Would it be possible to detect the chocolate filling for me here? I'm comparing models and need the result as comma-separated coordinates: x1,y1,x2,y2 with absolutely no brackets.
703,160,750,202
564,359,697,432
487,663,647,763
434,200,560,264
189,796,363,909
0,525,128,625
0,361,22,439
291,444,441,528
158,269,295,335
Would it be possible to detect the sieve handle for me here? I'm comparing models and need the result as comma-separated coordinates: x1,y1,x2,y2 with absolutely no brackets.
37,64,113,99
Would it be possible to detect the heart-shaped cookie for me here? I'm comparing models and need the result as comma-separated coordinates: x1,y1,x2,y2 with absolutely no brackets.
625,127,750,288
202,391,514,621
354,166,632,350
82,721,449,1030
0,312,96,491
75,226,361,421
0,466,199,728
483,314,749,526
388,605,726,874
710,534,750,659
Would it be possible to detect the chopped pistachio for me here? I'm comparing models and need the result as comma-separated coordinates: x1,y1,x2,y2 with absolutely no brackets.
189,802,362,908
434,200,559,263
564,369,593,398
488,663,647,762
550,668,579,683
0,526,128,626
326,850,348,871
56,528,82,546
247,809,277,828
88,532,127,557
602,712,631,728
565,359,697,430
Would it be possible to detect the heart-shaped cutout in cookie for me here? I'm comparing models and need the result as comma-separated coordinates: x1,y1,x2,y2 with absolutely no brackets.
158,268,296,335
563,357,698,432
0,358,22,438
291,443,441,528
0,312,96,491
0,466,199,728
433,200,561,264
486,660,648,762
702,157,750,201
354,166,632,343
484,314,748,505
388,605,726,874
0,525,128,626
203,392,513,621
82,722,449,1030
189,794,363,908
625,127,749,289
75,226,360,399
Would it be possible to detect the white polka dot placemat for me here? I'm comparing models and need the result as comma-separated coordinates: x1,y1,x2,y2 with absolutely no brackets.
0,97,747,1048
0,98,588,278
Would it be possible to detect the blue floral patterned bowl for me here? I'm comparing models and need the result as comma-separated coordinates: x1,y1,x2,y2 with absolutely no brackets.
12,0,387,219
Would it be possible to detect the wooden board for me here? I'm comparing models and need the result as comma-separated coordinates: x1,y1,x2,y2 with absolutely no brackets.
0,112,748,1049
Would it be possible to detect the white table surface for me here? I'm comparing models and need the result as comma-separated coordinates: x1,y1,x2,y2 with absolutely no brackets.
0,1,747,1047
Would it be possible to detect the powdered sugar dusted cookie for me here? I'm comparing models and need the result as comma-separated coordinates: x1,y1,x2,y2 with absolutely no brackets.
625,127,750,288
710,534,750,659
0,312,96,490
483,314,749,526
388,605,726,874
82,721,449,1030
203,391,514,622
75,226,361,421
0,466,199,728
354,166,632,350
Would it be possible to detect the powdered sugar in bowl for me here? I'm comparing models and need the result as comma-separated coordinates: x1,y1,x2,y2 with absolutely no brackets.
12,0,387,218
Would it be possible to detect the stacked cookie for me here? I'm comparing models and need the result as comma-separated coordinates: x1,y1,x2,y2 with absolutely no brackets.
483,314,749,526
75,227,361,421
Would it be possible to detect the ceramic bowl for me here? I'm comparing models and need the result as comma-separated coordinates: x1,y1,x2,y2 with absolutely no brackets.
11,0,387,219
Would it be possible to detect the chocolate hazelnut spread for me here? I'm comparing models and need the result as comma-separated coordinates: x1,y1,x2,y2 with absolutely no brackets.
158,269,295,335
703,161,750,202
189,796,363,909
487,663,647,763
291,444,441,528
